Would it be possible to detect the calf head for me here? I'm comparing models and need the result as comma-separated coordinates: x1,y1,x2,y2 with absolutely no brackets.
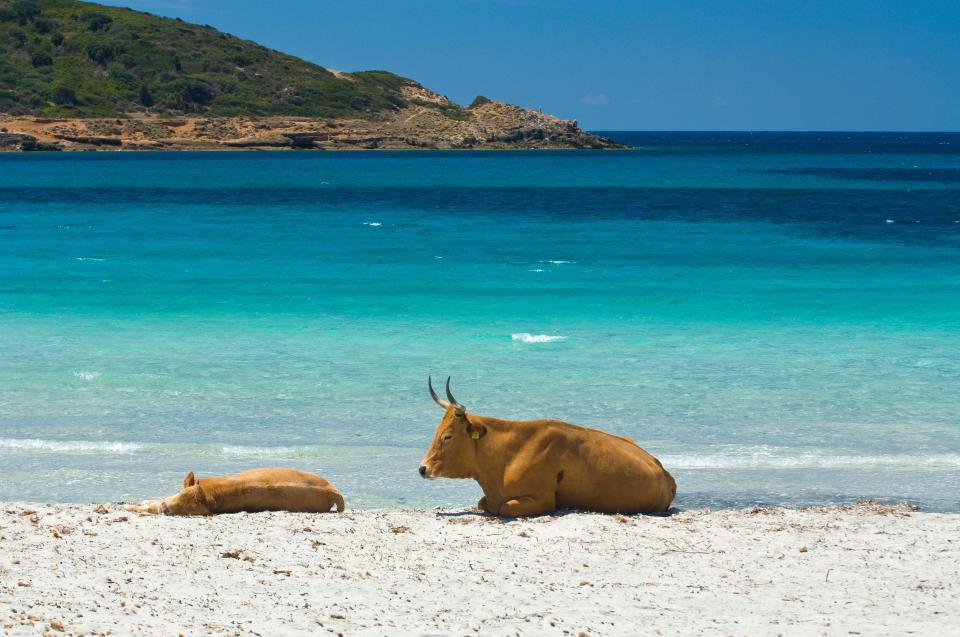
419,377,485,480
123,473,212,516
159,472,213,515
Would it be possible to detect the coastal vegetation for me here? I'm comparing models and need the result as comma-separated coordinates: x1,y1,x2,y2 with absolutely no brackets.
0,0,427,118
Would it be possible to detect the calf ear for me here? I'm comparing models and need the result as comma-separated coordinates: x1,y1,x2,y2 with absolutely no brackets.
182,471,196,489
194,481,213,512
465,419,487,440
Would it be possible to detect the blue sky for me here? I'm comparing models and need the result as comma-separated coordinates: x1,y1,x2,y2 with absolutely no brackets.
101,0,960,131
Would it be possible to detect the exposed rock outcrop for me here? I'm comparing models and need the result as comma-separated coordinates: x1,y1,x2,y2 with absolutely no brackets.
0,97,622,152
0,132,38,150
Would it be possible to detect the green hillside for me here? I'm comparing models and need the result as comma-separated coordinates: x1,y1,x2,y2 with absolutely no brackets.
0,0,424,118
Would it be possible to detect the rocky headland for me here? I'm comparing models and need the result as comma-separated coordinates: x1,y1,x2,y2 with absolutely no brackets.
0,1,621,151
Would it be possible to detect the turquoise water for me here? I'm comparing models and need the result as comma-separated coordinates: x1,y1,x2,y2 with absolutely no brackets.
1,133,959,511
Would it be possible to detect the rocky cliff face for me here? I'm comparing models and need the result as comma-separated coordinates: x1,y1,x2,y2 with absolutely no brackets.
0,98,621,151
386,99,617,149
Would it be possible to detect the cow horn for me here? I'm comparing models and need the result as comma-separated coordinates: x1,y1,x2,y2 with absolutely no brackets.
445,377,466,414
428,376,449,409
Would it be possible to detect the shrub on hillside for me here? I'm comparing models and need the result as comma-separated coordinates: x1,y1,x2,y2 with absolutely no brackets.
469,95,492,109
138,83,154,107
51,85,77,105
11,0,40,25
82,11,112,32
86,42,119,65
33,16,56,32
30,51,52,67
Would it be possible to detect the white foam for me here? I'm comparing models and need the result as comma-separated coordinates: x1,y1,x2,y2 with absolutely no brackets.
73,371,100,381
0,438,141,454
886,219,895,224
221,445,300,456
529,268,545,272
511,333,568,343
541,260,575,265
661,452,960,470
363,222,382,227
75,257,105,261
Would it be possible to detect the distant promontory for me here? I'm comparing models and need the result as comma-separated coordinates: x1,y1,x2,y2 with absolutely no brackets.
0,0,620,150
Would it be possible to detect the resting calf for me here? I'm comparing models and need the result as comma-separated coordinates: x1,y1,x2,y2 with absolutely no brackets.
125,467,344,516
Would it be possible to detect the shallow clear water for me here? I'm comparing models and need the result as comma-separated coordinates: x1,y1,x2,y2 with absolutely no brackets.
1,132,958,510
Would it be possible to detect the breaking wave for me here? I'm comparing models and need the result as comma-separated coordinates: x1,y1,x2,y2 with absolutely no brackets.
0,438,142,454
661,452,960,469
0,439,375,459
511,333,568,343
221,445,302,457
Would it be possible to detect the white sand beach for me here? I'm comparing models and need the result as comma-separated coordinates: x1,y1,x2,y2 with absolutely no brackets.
1,502,957,636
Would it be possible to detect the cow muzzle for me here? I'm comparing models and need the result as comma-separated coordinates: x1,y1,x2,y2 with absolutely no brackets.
419,465,431,479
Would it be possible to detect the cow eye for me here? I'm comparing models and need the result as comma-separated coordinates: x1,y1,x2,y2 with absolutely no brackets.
442,433,453,442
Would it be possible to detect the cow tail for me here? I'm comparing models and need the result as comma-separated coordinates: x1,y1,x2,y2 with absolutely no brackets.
332,492,345,513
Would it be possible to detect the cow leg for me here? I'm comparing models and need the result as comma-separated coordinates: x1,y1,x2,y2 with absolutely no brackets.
477,495,489,512
497,494,555,517
124,499,162,515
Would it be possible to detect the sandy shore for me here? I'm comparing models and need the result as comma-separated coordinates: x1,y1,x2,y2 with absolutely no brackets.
1,502,957,636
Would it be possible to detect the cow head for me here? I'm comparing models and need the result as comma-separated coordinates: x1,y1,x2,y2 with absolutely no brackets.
158,472,213,515
419,377,485,480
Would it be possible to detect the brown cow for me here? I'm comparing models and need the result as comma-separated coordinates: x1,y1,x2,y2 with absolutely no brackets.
419,378,676,517
124,467,345,516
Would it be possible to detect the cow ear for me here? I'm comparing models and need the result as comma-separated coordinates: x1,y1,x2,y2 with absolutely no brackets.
465,419,486,440
182,472,196,489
